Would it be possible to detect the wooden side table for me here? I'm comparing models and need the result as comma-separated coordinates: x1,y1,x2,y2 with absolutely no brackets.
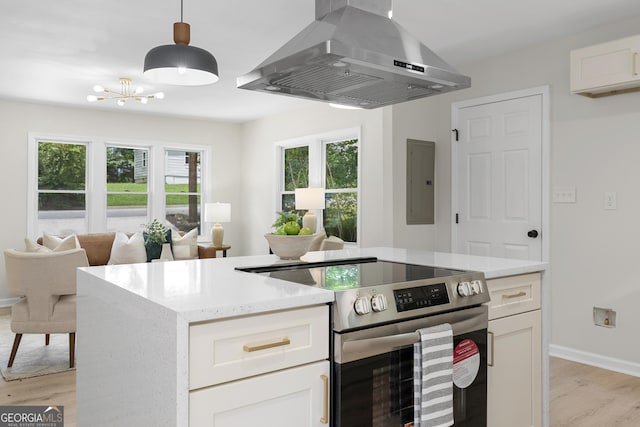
200,244,231,259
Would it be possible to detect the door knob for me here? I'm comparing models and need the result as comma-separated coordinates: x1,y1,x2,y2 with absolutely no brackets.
527,229,539,238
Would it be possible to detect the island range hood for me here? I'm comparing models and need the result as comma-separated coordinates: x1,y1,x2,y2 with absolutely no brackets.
237,0,470,109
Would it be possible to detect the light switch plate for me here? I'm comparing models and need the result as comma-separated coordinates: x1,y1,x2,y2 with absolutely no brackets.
604,192,617,210
552,187,576,203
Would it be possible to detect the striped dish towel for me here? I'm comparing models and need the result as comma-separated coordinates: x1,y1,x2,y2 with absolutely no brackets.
413,323,454,427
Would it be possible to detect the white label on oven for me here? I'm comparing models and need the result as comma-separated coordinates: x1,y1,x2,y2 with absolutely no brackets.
452,339,480,389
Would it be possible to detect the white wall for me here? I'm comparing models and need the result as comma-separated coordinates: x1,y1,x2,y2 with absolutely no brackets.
0,100,241,304
389,15,640,369
238,102,393,256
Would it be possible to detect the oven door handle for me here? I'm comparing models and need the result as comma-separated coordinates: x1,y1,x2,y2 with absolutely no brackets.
340,313,486,362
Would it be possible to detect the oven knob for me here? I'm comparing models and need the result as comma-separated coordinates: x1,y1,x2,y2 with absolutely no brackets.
371,294,388,312
354,296,372,315
457,281,471,297
470,280,483,295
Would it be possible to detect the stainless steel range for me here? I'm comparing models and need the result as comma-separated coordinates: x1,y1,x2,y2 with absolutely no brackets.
237,257,490,426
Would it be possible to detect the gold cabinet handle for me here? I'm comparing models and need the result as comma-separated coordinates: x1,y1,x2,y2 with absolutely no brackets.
634,52,639,76
320,374,329,424
502,291,526,299
243,337,290,353
488,331,495,367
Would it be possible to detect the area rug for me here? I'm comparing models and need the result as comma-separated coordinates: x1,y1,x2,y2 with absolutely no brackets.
0,315,73,381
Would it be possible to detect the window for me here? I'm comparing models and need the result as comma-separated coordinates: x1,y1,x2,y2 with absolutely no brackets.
165,150,202,233
106,145,149,232
29,134,210,237
277,130,360,243
36,140,88,234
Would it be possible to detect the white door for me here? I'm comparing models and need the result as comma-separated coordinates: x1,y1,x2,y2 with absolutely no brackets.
452,92,543,260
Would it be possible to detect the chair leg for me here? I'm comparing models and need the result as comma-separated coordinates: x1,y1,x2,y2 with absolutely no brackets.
8,334,22,368
69,332,75,368
45,334,50,346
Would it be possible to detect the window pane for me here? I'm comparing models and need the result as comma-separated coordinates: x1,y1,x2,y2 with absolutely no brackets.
323,192,357,243
165,150,200,190
166,195,201,233
38,142,86,190
106,194,148,232
107,147,148,190
281,194,296,213
37,193,87,235
107,146,148,232
326,139,358,189
284,146,308,191
37,141,87,235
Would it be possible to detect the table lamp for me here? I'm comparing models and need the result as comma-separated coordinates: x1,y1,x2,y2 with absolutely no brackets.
294,188,325,233
205,202,231,247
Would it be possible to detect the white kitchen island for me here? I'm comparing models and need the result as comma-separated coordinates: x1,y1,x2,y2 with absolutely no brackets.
76,247,547,426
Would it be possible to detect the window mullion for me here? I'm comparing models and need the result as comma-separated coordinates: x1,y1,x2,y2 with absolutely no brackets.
89,140,106,233
149,146,165,224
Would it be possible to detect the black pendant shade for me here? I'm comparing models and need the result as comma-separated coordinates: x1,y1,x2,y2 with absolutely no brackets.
143,7,219,86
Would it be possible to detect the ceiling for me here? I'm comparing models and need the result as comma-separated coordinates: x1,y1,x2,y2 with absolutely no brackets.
2,0,640,123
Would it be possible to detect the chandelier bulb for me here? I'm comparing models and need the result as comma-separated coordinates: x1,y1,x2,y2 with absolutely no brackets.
138,97,148,104
117,99,125,106
86,95,98,102
155,92,165,99
93,85,104,93
134,86,144,95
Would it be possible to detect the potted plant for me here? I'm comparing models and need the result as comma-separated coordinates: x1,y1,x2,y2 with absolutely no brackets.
144,219,171,261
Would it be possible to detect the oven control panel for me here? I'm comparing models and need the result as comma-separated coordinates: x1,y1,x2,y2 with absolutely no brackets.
393,283,450,312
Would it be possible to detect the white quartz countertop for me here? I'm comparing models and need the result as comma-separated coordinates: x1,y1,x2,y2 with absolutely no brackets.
78,247,547,323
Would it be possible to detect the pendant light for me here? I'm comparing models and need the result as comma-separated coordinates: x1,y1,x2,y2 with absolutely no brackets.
143,0,219,86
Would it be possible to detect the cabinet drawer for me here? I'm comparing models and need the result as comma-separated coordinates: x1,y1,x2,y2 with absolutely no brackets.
190,360,330,426
486,273,541,320
189,305,329,390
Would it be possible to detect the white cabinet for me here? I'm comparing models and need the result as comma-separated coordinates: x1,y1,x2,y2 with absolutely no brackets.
570,35,640,97
487,273,542,427
189,305,330,426
190,360,330,426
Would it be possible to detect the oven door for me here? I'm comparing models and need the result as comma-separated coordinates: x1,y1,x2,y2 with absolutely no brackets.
333,305,488,427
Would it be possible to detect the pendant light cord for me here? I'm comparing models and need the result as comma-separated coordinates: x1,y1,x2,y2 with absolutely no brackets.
180,0,184,23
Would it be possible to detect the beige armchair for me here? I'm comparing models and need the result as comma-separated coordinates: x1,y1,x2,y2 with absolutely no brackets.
4,248,89,368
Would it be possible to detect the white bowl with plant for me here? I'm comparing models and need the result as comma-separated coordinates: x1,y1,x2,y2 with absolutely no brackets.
265,211,315,259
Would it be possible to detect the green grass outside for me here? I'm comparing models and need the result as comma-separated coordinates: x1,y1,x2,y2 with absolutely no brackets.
106,183,201,207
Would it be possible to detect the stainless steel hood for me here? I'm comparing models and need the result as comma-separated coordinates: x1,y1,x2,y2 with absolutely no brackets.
237,0,470,109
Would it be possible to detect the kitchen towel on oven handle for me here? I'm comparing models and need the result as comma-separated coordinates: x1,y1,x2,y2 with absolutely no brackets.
413,323,454,427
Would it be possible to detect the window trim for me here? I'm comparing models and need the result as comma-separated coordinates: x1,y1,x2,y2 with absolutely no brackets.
274,127,361,245
28,132,212,238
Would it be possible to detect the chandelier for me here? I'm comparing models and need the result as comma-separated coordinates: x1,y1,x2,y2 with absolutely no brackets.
86,78,165,106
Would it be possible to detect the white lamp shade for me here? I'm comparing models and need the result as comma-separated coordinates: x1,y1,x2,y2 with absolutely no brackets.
294,188,325,210
205,202,231,223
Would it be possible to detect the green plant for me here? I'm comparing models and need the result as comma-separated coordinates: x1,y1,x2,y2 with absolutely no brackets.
145,219,168,245
272,211,301,229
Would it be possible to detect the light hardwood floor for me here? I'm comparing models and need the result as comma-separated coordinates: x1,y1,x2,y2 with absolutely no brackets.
0,357,638,426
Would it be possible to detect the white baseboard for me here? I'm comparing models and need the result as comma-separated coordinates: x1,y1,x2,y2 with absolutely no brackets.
549,343,640,378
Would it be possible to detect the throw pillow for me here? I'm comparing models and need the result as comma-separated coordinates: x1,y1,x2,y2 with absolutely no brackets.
42,232,80,251
171,228,198,260
108,232,147,265
24,238,52,253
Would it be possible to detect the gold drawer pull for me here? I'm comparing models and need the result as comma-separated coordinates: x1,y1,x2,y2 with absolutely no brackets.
502,291,526,299
320,374,329,424
243,338,291,353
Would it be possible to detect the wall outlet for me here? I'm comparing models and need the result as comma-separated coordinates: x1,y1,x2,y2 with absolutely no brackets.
604,192,617,210
593,307,616,328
